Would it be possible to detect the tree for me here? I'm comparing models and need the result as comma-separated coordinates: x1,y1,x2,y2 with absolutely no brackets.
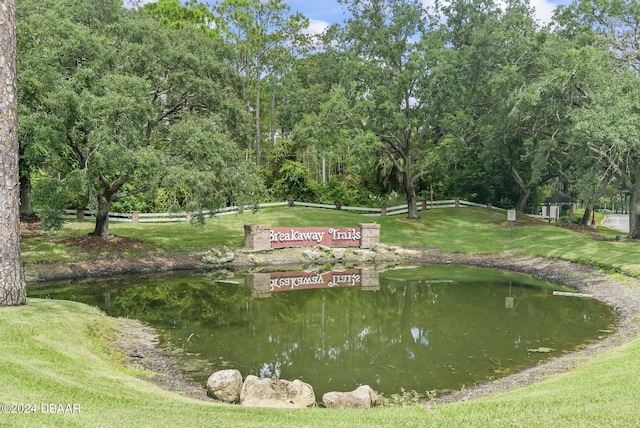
16,0,125,235
0,0,27,306
570,64,640,234
216,0,308,166
336,0,444,219
143,0,218,36
16,0,121,220
557,0,640,237
435,0,576,212
19,1,259,236
158,113,265,223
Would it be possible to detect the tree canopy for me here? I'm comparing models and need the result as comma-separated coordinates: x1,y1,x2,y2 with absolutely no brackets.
14,0,640,237
18,0,261,236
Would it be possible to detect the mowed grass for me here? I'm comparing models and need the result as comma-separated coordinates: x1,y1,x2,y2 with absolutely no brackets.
24,206,640,276
2,299,640,427
10,206,640,427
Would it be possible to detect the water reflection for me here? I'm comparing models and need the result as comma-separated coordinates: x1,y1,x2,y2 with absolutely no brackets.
247,267,379,298
28,265,617,398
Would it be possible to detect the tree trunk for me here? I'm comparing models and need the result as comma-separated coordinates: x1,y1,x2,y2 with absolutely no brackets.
89,170,131,238
255,53,262,166
0,0,27,306
580,173,610,227
580,206,594,227
19,170,34,217
270,89,276,148
404,172,419,220
510,166,532,212
516,188,531,212
628,164,640,239
90,193,111,237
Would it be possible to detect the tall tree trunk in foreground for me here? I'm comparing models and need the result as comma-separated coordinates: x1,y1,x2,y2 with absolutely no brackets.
0,0,27,306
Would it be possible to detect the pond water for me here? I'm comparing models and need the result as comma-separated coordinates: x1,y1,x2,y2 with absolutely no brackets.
29,265,617,398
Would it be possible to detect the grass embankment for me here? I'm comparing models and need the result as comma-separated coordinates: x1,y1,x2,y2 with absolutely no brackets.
5,206,640,427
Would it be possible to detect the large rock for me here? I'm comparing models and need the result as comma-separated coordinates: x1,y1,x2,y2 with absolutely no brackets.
394,248,421,258
332,248,347,260
352,249,376,261
302,249,321,261
374,243,391,252
202,247,235,264
206,369,243,403
240,375,316,408
322,385,379,409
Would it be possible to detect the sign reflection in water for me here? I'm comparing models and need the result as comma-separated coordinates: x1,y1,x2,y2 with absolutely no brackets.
247,268,379,297
28,266,617,399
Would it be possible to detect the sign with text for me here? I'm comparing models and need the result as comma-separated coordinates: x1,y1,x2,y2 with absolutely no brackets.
270,227,362,248
507,209,516,221
270,269,362,292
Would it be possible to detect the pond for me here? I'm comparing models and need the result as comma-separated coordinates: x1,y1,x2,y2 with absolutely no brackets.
29,264,617,399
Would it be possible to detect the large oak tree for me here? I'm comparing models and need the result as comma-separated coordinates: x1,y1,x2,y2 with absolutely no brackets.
336,0,443,219
19,0,260,236
558,0,640,237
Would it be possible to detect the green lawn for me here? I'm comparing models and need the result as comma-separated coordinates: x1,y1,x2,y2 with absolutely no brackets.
2,299,640,427
8,206,640,427
25,206,638,276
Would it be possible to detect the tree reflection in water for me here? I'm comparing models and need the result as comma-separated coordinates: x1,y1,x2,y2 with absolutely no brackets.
29,265,617,398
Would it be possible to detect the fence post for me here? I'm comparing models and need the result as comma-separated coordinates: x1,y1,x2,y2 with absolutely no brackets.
288,199,295,207
454,198,460,208
486,203,492,210
421,200,427,211
132,211,140,223
380,207,387,216
76,209,85,219
186,212,192,221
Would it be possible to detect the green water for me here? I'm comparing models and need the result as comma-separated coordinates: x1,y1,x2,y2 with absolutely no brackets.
29,265,617,398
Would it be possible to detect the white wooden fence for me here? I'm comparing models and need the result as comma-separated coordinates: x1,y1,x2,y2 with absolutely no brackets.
63,198,499,223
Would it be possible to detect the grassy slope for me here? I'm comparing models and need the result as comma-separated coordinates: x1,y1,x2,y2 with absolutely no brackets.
10,206,640,427
47,206,640,276
2,300,639,427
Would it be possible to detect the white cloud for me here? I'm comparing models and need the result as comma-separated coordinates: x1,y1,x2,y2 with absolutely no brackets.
530,0,558,25
421,0,437,10
422,0,560,26
304,18,330,36
123,0,155,9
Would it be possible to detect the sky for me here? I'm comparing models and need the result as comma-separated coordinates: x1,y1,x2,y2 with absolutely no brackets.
285,0,575,36
127,0,576,35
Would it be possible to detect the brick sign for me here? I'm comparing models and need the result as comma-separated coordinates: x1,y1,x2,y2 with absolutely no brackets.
270,227,362,248
244,223,380,251
270,269,362,292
